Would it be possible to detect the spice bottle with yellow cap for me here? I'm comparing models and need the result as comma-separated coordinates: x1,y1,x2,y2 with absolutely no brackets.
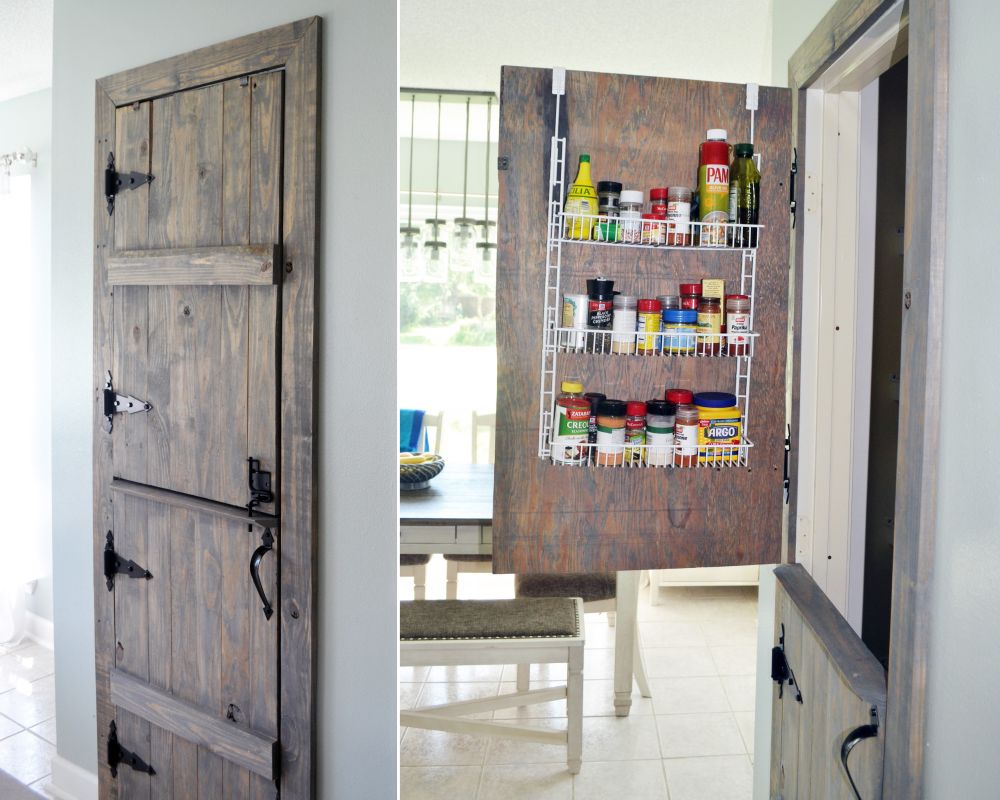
551,378,591,464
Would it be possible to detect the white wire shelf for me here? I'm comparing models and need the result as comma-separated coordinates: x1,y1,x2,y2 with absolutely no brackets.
550,327,758,357
557,212,762,252
549,438,754,469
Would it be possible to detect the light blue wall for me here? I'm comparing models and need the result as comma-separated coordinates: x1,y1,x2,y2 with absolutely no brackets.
51,2,398,796
0,89,53,624
923,0,1000,794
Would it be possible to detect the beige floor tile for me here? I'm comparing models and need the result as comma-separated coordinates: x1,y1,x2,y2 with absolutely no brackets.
663,754,753,800
0,645,55,689
573,759,669,800
28,717,56,746
647,676,730,715
499,662,567,683
29,773,53,796
484,718,569,765
699,617,758,647
643,646,718,678
0,676,56,728
427,664,504,683
0,713,22,741
400,765,482,799
734,711,755,756
580,680,655,718
710,645,758,676
400,666,430,682
492,681,565,720
0,730,56,785
720,675,757,712
638,620,708,648
400,684,422,711
478,763,572,799
400,727,489,766
418,682,500,720
656,712,747,758
583,619,616,649
582,715,661,761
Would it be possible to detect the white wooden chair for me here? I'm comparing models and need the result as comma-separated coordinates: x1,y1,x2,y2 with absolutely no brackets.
515,573,651,700
400,597,585,774
419,411,444,454
399,554,430,600
443,411,496,598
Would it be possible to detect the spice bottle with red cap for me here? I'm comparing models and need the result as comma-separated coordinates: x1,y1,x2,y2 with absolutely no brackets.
623,401,647,466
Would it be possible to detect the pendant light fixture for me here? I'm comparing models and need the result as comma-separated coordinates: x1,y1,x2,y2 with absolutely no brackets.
475,96,497,284
449,97,480,272
399,94,424,281
423,94,448,283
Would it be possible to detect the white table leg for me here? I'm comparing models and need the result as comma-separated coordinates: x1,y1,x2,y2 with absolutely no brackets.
614,570,640,716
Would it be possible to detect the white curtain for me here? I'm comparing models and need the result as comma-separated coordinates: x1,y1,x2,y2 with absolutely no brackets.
0,175,45,641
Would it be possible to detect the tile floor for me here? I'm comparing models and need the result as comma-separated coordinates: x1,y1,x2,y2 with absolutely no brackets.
0,640,57,796
400,557,759,800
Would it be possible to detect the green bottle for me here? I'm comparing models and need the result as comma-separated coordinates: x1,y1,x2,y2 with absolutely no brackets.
728,143,760,247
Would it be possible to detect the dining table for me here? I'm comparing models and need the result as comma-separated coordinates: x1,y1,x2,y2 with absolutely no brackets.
400,462,642,717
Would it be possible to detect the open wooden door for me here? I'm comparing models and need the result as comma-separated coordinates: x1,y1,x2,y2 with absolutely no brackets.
493,67,791,573
92,20,319,799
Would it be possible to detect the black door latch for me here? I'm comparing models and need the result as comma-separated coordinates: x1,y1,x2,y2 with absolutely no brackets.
108,720,156,778
789,147,798,228
104,531,152,591
105,152,154,216
771,623,803,703
247,457,274,515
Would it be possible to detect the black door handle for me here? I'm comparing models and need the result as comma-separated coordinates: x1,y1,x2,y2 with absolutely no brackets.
250,528,275,620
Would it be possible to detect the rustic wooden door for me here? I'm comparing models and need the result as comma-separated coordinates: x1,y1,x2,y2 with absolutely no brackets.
494,68,791,573
93,20,319,799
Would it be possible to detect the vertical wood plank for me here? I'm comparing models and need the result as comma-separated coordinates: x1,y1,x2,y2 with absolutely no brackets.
148,725,172,800
116,708,152,799
779,590,801,797
93,84,118,800
172,737,198,799
114,102,151,251
279,18,321,797
222,761,251,800
198,749,224,799
223,78,252,248
770,587,784,798
194,512,223,714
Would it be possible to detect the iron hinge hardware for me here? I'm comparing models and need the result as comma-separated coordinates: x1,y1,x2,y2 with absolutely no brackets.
783,425,792,504
789,147,798,228
105,152,154,216
771,623,803,704
104,531,152,591
497,155,510,171
103,371,151,433
247,457,274,516
107,720,156,778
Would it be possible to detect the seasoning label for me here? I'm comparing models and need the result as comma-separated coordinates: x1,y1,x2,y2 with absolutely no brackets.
674,422,698,456
667,200,691,235
562,294,588,351
588,299,613,329
646,425,674,466
666,323,697,354
552,404,590,464
637,311,660,353
699,164,730,246
697,415,742,463
697,311,722,346
596,424,626,452
727,312,751,343
624,427,646,466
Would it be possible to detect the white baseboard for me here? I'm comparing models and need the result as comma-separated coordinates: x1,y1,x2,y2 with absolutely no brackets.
25,612,54,650
47,756,98,800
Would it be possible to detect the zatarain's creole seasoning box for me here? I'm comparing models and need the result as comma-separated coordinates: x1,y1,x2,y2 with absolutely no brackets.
693,392,742,464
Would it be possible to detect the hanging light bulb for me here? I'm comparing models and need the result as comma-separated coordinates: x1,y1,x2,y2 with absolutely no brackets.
449,97,479,273
474,96,497,285
423,94,448,283
399,94,424,282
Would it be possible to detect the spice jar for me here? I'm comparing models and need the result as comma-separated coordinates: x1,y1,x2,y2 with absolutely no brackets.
673,404,700,467
697,295,722,356
610,294,637,355
641,213,663,246
665,388,694,406
595,399,627,466
619,190,644,243
666,186,692,246
662,309,697,355
693,391,742,465
583,392,606,458
680,283,701,310
657,294,680,311
624,401,647,466
587,277,615,352
645,399,676,467
597,180,623,242
726,294,751,356
649,187,669,217
636,298,662,355
551,378,591,464
562,293,588,352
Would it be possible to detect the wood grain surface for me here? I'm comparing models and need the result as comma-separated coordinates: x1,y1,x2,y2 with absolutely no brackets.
494,67,791,573
107,244,280,286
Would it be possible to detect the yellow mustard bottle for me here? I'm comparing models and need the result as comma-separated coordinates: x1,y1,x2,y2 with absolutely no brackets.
564,154,599,240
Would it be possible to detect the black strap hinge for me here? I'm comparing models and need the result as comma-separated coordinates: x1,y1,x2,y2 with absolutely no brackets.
104,531,153,591
103,370,151,433
105,152,154,216
108,720,156,778
789,147,798,228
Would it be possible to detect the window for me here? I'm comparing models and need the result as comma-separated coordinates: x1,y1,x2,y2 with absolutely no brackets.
399,91,499,462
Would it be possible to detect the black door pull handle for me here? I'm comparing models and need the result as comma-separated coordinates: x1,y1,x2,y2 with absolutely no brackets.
250,528,275,620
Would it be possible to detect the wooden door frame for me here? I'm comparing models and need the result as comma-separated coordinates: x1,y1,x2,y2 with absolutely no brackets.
92,18,320,798
786,0,948,794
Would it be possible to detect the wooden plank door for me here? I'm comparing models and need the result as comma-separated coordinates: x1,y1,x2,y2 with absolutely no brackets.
494,68,791,573
770,565,886,798
93,20,319,799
